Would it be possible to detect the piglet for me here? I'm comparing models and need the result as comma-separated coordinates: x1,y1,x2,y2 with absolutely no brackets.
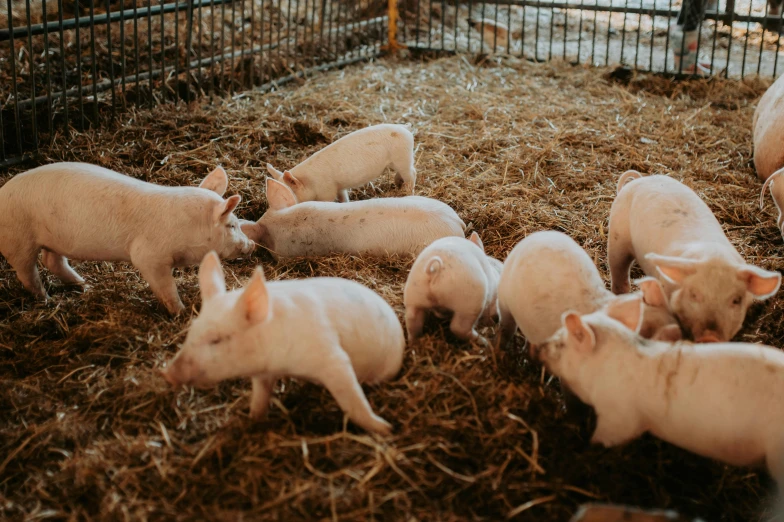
609,172,780,342
495,230,680,351
536,306,784,483
241,178,465,259
404,232,502,345
0,162,254,314
266,123,416,203
759,166,784,241
753,73,784,181
162,252,404,435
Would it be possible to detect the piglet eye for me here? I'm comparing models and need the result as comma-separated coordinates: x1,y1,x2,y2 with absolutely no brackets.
732,296,742,306
210,337,222,345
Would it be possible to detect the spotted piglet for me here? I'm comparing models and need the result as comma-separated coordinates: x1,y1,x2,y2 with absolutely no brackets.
536,306,784,484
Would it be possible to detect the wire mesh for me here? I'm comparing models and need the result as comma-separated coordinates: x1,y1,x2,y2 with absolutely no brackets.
0,0,388,164
398,0,784,80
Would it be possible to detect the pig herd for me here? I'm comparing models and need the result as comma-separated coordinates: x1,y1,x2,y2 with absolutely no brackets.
4,78,784,493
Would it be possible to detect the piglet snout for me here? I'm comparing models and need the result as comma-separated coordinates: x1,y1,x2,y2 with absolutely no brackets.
696,333,722,343
161,366,180,386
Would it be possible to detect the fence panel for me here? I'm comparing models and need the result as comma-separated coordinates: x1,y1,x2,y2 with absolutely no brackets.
0,0,388,164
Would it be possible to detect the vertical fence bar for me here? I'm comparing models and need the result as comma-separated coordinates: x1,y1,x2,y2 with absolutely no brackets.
25,0,39,149
466,0,472,51
174,0,181,99
57,0,68,131
427,0,432,49
506,0,511,51
147,0,154,104
42,0,54,138
415,0,421,46
649,0,655,70
240,0,247,88
185,0,194,100
120,0,128,109
230,0,237,93
533,0,540,60
590,0,597,65
709,1,719,75
774,10,783,77
6,0,22,151
261,0,267,85
480,0,486,54
75,0,85,128
725,1,736,78
220,0,226,91
133,0,140,94
604,1,612,65
757,0,769,75
209,0,215,99
196,0,203,92
620,0,628,64
633,4,641,68
105,0,116,118
493,0,499,53
250,0,256,84
562,3,568,60
160,0,166,98
664,0,672,71
577,0,585,62
89,0,99,123
740,0,753,77
441,0,445,51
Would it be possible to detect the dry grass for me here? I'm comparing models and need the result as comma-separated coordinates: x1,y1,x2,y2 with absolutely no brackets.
1,54,782,521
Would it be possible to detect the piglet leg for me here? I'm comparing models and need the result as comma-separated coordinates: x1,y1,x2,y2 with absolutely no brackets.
249,376,277,420
591,412,644,447
42,249,85,285
405,307,426,344
7,245,47,298
320,349,393,435
495,302,518,351
132,248,184,314
338,189,350,203
450,311,487,346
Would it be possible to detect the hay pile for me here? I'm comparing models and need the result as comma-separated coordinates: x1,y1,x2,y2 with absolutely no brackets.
1,55,781,520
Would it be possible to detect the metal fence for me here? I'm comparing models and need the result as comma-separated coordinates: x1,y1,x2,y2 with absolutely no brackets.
0,0,388,165
1,0,782,165
397,0,784,78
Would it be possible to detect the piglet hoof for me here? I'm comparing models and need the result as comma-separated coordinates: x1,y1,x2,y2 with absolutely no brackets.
165,301,186,316
474,335,490,348
369,416,393,436
249,406,270,421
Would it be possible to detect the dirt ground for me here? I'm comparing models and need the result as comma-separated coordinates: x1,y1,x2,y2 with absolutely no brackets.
1,55,782,521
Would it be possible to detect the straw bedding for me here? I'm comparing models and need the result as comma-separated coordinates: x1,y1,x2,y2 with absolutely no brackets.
0,54,781,521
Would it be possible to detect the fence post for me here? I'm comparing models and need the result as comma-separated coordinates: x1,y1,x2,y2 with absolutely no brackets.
384,0,405,50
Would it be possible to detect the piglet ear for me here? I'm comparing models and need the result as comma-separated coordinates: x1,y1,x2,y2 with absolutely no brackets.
266,178,298,210
605,294,644,333
635,277,668,308
199,251,226,301
562,311,596,353
645,253,698,285
468,231,485,252
214,194,241,224
738,265,782,299
237,267,269,324
282,171,303,190
266,163,284,181
199,166,229,196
